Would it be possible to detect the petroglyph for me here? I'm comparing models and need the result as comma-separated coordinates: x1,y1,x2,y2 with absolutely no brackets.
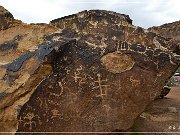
130,76,141,87
92,73,109,97
36,97,43,108
85,41,107,49
65,67,70,74
58,82,64,95
101,52,135,73
72,66,83,83
23,112,41,131
72,72,81,83
51,109,63,119
0,7,178,133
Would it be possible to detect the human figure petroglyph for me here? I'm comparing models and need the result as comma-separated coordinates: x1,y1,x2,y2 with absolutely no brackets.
23,112,41,131
72,66,83,83
18,116,23,125
92,73,109,97
72,72,81,83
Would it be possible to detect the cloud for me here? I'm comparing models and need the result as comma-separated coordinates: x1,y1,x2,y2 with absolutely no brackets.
0,0,179,28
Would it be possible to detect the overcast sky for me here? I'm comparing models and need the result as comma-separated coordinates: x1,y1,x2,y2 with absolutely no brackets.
0,0,180,28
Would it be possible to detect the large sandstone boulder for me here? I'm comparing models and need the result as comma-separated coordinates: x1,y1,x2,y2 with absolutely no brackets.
0,7,179,133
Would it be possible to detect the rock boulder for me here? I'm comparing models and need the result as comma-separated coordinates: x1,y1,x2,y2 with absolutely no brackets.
0,8,179,133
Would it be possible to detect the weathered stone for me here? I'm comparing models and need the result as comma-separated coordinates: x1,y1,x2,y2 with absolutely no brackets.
0,6,14,30
0,7,59,132
167,107,178,113
0,7,179,133
148,21,180,55
149,21,180,97
0,6,23,31
101,52,135,73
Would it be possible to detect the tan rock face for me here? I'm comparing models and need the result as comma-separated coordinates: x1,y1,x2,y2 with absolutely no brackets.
0,8,179,133
0,7,59,132
101,52,135,73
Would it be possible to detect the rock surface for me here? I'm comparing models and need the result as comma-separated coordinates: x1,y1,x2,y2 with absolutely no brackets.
0,7,179,133
132,87,180,133
149,21,180,55
0,6,22,31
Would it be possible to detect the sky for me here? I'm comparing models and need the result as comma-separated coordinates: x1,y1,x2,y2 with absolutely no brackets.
0,0,180,28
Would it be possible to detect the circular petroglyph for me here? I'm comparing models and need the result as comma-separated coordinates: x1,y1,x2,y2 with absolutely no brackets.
101,52,135,73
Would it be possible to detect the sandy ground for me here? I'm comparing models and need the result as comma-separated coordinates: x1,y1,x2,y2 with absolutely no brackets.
132,87,180,134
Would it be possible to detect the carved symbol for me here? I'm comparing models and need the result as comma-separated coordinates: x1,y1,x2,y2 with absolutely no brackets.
58,82,64,94
120,41,128,51
78,74,86,86
72,66,83,82
72,72,82,83
18,116,23,125
92,73,109,97
130,76,140,87
116,41,129,53
51,109,63,119
36,98,49,114
23,112,41,131
71,66,91,87
51,109,70,121
36,97,43,108
116,42,121,53
65,67,70,74
49,82,64,98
